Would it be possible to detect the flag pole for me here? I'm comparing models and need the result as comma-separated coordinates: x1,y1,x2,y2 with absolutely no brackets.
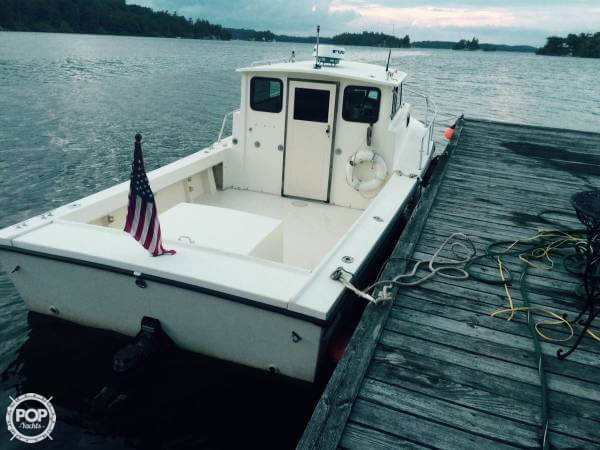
124,132,175,256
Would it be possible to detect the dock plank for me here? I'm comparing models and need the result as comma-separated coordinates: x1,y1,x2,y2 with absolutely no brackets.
349,399,517,450
340,423,430,450
391,289,600,356
299,118,600,449
368,349,600,434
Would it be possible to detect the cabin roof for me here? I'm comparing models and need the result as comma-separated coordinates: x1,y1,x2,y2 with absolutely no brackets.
237,60,406,87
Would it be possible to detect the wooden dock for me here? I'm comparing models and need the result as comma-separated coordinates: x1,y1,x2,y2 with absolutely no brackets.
299,118,600,449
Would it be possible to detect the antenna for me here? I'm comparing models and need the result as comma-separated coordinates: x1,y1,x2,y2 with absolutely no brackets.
314,25,321,69
385,48,392,72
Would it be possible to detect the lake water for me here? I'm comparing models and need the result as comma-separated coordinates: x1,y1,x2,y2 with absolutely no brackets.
0,32,599,449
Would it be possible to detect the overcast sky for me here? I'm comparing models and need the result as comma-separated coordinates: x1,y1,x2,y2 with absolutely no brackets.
128,0,600,46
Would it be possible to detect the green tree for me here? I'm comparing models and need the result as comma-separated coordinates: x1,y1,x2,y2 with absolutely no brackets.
0,0,231,40
454,39,467,50
331,31,411,48
454,37,479,51
537,36,571,56
468,37,480,50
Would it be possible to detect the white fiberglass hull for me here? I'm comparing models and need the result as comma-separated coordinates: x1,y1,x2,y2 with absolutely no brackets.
0,249,326,382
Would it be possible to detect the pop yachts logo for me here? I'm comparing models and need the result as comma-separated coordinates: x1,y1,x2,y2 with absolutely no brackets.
6,393,56,443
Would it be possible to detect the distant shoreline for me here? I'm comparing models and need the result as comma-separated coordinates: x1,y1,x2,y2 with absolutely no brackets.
0,1,540,51
0,29,537,54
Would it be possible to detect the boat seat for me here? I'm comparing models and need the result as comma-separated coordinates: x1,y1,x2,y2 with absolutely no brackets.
159,203,283,262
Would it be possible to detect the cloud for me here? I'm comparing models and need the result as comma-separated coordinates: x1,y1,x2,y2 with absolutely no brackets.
126,0,600,45
330,3,518,29
173,0,358,35
330,1,600,32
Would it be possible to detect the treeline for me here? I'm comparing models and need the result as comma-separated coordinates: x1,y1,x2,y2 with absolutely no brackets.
332,31,410,48
0,0,231,39
225,30,410,47
226,28,275,42
276,34,333,44
412,40,535,52
537,33,600,58
224,28,336,43
411,41,454,49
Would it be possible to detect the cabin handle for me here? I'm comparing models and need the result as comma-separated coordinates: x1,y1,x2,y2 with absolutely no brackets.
325,125,331,136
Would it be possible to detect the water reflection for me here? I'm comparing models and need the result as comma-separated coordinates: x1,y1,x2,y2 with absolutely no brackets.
1,313,319,449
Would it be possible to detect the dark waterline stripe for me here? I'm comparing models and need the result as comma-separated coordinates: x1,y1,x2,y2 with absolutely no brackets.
0,244,331,327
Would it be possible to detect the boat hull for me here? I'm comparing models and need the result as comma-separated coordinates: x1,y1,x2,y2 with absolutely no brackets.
0,181,418,382
0,249,325,382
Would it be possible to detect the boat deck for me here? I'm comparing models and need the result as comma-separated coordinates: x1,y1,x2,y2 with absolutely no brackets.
196,189,362,270
299,118,600,449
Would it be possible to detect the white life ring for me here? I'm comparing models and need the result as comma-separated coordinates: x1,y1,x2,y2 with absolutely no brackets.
346,150,388,193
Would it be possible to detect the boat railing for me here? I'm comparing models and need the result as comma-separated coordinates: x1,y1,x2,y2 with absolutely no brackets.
250,58,290,66
403,86,438,170
212,109,239,148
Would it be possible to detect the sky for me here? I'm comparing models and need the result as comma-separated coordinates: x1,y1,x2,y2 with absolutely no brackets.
128,0,600,46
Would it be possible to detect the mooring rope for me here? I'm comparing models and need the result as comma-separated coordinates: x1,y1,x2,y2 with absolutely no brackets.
364,232,475,293
330,233,475,304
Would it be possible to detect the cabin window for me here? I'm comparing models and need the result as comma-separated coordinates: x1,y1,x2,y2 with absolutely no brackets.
250,77,283,113
293,88,330,123
342,86,381,124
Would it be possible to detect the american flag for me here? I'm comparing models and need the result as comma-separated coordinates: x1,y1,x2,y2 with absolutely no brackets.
124,134,175,256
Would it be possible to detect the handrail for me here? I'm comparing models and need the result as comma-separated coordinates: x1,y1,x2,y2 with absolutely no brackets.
212,109,238,148
250,58,290,66
403,86,438,170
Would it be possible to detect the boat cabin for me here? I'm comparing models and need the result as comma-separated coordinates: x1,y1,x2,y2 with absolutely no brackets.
228,51,413,208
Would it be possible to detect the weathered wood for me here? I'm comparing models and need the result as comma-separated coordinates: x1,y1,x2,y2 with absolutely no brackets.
455,131,600,155
437,185,575,211
443,171,594,196
437,185,575,209
449,152,600,178
380,328,600,402
340,423,430,450
359,378,541,447
300,119,600,449
359,378,593,448
401,277,582,317
349,399,517,450
368,349,600,431
391,289,600,355
386,309,600,380
425,196,581,224
429,197,582,228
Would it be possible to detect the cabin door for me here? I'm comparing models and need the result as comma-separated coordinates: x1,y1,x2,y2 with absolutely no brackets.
283,80,337,201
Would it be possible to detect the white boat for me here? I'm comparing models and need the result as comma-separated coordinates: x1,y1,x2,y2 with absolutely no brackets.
0,46,436,382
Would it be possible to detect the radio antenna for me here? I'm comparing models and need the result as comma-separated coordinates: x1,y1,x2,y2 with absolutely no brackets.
385,48,392,73
314,25,321,69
